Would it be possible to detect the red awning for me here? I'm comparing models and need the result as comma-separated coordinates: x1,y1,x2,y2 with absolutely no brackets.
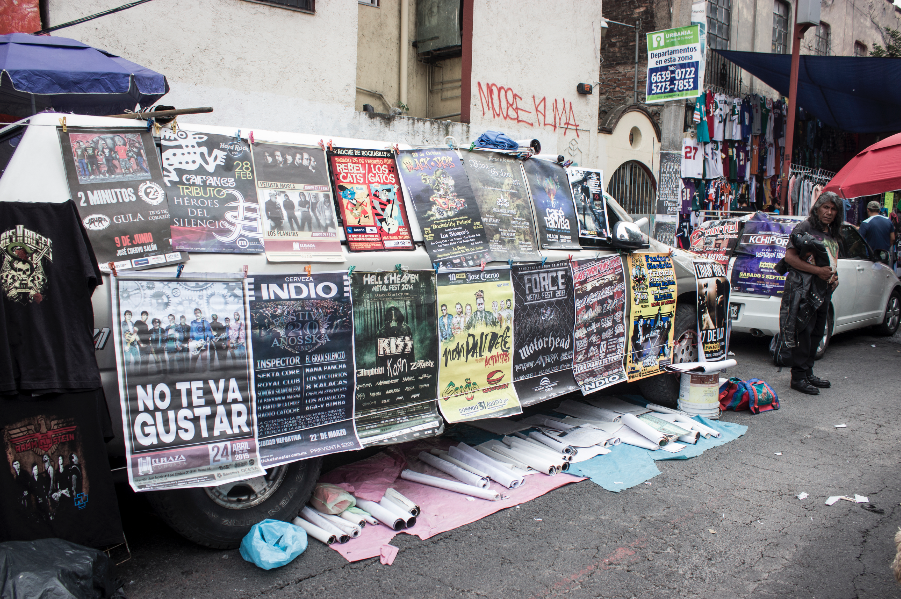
822,132,901,200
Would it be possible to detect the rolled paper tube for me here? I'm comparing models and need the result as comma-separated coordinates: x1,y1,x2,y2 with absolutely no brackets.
346,506,378,525
474,445,533,472
616,426,661,450
292,516,336,545
316,511,362,538
558,399,622,422
400,469,501,501
447,445,524,489
418,451,489,488
505,437,568,468
514,435,574,462
528,431,577,456
487,441,558,476
432,450,491,480
607,436,621,446
646,404,720,437
338,510,367,528
454,443,529,479
355,499,405,531
621,413,668,446
535,417,573,431
377,496,417,528
300,507,350,543
384,487,421,517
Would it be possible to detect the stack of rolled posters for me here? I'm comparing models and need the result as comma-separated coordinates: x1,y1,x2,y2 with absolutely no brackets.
384,488,420,516
635,413,697,444
447,444,525,489
400,469,502,501
511,432,573,462
525,430,577,457
299,506,351,543
355,498,409,530
344,506,378,525
483,439,561,475
377,495,417,528
339,509,368,528
292,516,337,545
620,413,669,448
556,399,623,423
645,404,720,438
474,444,534,473
418,451,490,488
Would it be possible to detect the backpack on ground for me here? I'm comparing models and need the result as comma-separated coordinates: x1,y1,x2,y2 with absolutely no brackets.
719,377,780,414
769,333,791,367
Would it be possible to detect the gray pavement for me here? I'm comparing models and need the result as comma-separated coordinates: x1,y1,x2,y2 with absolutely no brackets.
115,328,901,598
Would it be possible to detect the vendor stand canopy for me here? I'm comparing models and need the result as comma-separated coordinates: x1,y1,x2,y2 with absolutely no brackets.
714,50,901,134
822,132,901,199
0,33,169,118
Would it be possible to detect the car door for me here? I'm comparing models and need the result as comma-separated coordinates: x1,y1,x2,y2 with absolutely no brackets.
833,225,870,328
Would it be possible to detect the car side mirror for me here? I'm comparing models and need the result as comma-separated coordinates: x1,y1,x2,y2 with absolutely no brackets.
610,221,648,250
875,249,890,264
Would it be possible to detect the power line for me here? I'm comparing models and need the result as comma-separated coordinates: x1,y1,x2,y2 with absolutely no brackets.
34,0,159,35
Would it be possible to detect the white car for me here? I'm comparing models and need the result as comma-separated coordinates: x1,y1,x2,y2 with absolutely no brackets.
730,217,901,357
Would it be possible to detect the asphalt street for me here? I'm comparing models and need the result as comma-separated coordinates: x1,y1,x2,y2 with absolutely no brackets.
115,327,901,598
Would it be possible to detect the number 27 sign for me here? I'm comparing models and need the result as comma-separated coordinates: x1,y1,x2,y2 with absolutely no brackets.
645,25,703,103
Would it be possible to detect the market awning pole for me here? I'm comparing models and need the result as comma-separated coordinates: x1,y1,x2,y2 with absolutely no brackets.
780,16,813,212
107,107,213,120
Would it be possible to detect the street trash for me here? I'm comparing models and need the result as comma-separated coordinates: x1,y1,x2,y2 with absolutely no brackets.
797,492,808,500
835,424,847,428
311,483,356,515
0,538,124,599
379,544,399,565
239,519,308,570
854,494,869,503
775,452,782,456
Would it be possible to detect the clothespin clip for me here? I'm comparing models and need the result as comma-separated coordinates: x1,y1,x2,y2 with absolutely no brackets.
327,139,334,152
176,264,185,279
318,139,326,151
348,265,356,276
434,262,440,275
567,254,573,262
507,259,513,269
146,119,153,132
59,117,67,133
541,257,548,266
107,262,117,277
242,265,248,278
235,129,242,141
393,143,400,154
480,260,486,272
304,265,312,276
445,136,457,150
249,131,255,144
469,142,476,151
395,263,403,273
170,119,177,133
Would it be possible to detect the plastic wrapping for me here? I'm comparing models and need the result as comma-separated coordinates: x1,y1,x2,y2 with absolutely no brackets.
239,519,308,570
310,483,357,515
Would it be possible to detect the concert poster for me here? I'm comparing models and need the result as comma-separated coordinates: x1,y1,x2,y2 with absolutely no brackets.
436,268,522,422
58,127,186,272
246,273,362,466
566,167,610,242
689,217,741,264
730,214,791,296
695,260,730,361
160,129,264,253
250,143,344,262
521,158,581,250
350,270,443,446
111,274,265,491
624,253,677,381
571,256,628,394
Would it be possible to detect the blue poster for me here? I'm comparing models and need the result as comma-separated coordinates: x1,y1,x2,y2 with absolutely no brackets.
729,214,792,296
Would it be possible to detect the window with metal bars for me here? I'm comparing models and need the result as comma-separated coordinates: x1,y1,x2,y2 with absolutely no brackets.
243,0,314,13
772,0,790,54
814,22,831,56
854,41,867,57
607,161,657,217
706,0,732,51
359,0,379,5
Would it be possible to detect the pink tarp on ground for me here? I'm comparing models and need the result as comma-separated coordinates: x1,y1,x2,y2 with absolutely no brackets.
318,439,583,562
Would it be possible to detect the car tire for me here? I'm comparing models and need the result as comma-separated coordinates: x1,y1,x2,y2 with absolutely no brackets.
637,300,696,407
146,458,322,549
814,308,833,360
874,290,901,336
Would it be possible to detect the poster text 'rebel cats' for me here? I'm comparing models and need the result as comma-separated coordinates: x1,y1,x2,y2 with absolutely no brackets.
246,273,362,466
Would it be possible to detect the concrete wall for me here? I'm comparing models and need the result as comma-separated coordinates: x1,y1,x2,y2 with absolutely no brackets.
798,0,901,56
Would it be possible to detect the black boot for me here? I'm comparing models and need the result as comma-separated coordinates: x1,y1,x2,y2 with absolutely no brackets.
807,374,831,388
791,378,819,395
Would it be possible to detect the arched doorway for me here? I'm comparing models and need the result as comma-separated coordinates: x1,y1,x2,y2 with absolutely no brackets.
607,161,657,216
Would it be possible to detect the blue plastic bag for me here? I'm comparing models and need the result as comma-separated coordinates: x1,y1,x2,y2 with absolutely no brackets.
474,130,518,150
239,519,308,570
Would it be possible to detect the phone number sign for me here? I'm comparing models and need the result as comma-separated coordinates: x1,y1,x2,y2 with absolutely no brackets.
645,25,703,103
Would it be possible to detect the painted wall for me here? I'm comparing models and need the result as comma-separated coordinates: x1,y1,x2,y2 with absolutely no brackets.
0,0,41,35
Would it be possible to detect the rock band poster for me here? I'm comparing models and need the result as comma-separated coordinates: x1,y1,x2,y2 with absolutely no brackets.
436,268,522,422
689,218,741,264
351,271,443,446
571,257,628,394
566,167,609,242
250,142,343,262
161,129,264,253
695,260,730,361
247,273,362,466
511,260,579,406
111,274,265,491
328,147,414,252
461,150,540,262
521,158,581,251
625,253,677,381
397,148,491,268
58,126,186,272
729,214,791,296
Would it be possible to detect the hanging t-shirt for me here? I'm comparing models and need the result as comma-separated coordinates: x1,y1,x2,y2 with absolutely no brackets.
772,101,784,142
751,95,762,136
681,178,697,214
736,143,748,180
681,138,704,179
766,141,776,177
726,98,741,141
712,93,727,141
0,389,123,549
705,91,717,140
727,144,738,180
676,213,692,249
760,98,771,141
741,98,753,141
694,101,711,143
765,98,775,143
749,136,760,175
704,142,724,179
693,180,706,211
0,201,102,395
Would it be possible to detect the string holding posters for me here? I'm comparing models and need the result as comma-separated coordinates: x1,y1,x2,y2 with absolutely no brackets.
250,143,343,262
58,127,186,272
247,273,362,466
521,158,581,250
436,268,522,422
351,270,443,446
327,147,414,252
160,129,263,253
461,151,540,262
625,253,677,381
511,260,579,406
571,256,628,394
397,148,492,268
694,260,730,361
689,218,741,264
729,214,791,296
566,167,609,242
110,275,264,491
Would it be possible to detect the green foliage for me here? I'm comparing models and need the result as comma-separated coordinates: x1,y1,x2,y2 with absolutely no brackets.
871,27,901,58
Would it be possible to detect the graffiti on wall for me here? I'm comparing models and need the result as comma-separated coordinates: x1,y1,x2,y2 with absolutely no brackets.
476,82,582,137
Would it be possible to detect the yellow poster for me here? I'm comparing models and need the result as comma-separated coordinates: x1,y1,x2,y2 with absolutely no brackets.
625,253,677,381
437,268,522,422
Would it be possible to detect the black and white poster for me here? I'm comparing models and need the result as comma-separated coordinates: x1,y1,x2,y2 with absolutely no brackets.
511,260,579,406
694,260,730,361
58,127,186,272
111,275,264,491
247,273,361,466
351,271,443,446
567,167,609,242
521,158,581,250
655,151,681,218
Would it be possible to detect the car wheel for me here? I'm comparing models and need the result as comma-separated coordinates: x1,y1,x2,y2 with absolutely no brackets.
146,458,322,549
874,290,901,336
637,300,696,407
814,308,833,360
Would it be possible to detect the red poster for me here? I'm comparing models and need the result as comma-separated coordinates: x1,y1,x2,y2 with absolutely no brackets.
328,148,414,252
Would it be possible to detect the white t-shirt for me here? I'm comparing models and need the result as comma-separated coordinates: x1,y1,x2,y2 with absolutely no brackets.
681,138,704,179
704,142,724,179
765,98,775,144
730,98,742,141
712,94,727,141
766,141,776,177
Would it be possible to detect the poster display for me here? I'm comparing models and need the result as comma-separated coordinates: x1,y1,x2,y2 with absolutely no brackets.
58,127,186,272
328,148,414,252
695,260,730,361
397,148,491,268
111,275,265,491
247,273,362,466
654,216,678,247
689,218,741,264
160,129,264,253
625,253,677,381
655,151,681,218
350,270,443,446
522,158,581,250
461,151,540,261
645,25,703,103
250,143,343,262
567,167,609,242
571,256,628,394
730,215,791,296
436,268,522,422
512,260,579,405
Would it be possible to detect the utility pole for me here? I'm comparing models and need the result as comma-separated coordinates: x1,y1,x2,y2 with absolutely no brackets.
780,11,814,211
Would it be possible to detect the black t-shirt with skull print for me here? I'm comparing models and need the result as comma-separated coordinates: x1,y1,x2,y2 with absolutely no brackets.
0,200,102,394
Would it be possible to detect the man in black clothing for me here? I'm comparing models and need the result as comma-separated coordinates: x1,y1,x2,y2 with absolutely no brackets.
283,193,300,231
134,311,152,375
12,460,30,508
209,314,228,370
149,318,166,374
297,192,313,232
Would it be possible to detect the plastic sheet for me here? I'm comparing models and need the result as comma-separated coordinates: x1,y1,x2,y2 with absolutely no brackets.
311,483,357,515
239,519,308,570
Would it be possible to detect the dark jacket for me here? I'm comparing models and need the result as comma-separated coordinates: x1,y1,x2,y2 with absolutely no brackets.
776,232,832,347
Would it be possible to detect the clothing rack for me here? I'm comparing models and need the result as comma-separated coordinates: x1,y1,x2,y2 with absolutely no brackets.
789,164,834,185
